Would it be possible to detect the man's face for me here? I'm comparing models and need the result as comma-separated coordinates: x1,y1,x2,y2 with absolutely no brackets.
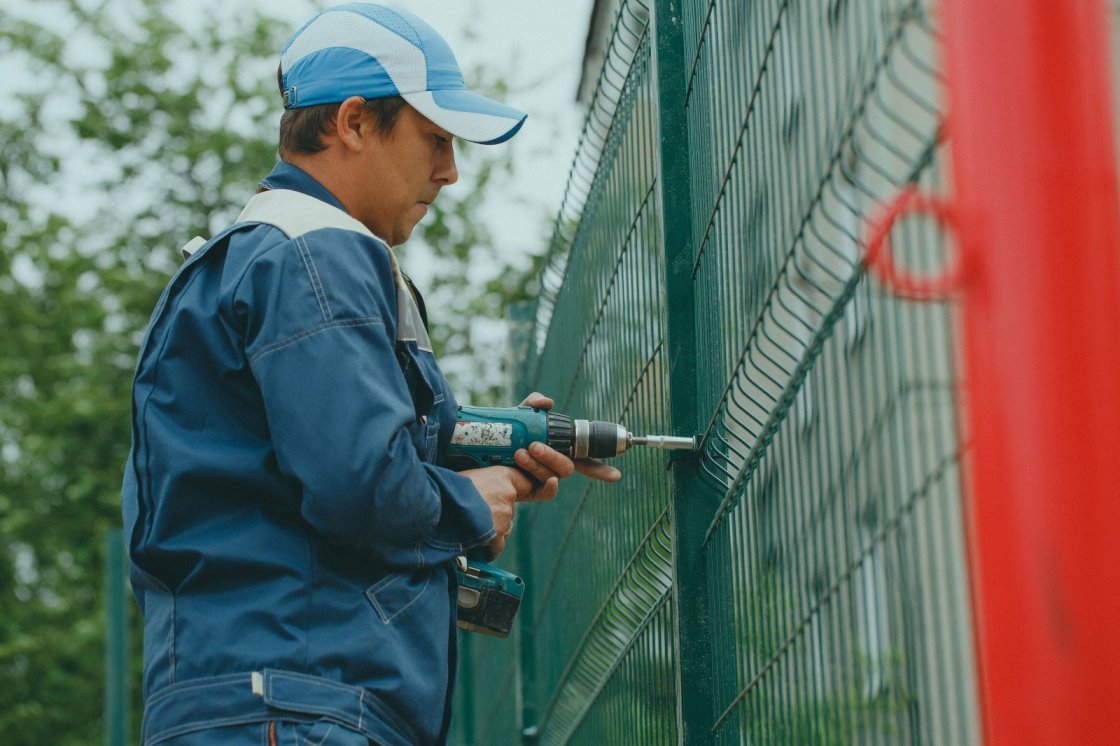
353,103,458,246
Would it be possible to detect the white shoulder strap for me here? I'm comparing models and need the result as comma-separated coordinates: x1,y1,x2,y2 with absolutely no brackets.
235,189,375,241
182,189,432,352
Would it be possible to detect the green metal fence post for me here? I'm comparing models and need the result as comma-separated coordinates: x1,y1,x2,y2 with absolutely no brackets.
653,3,720,743
507,301,540,743
104,528,129,746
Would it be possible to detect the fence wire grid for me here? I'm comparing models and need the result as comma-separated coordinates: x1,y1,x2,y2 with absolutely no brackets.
455,0,982,743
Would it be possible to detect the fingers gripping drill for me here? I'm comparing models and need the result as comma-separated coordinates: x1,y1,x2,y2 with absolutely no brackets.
449,405,695,637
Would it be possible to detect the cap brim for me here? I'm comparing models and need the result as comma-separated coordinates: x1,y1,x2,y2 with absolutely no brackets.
402,89,527,145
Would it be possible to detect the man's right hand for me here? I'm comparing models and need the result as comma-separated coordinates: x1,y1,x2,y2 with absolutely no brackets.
461,466,537,559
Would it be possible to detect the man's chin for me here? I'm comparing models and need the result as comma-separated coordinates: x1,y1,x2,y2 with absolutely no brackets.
390,225,418,247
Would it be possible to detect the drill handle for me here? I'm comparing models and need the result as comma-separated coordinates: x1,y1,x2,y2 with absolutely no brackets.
443,405,550,471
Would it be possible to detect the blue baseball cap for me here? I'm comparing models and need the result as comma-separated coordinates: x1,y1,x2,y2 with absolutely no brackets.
280,3,527,144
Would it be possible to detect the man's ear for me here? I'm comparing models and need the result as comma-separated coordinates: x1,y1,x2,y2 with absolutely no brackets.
335,96,369,152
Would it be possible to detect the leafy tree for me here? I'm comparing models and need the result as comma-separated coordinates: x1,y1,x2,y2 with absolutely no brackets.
0,0,540,741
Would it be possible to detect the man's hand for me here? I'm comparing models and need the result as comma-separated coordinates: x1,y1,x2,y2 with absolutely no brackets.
513,392,623,502
461,465,534,560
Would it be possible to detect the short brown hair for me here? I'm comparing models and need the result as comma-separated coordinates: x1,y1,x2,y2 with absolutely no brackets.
276,65,406,158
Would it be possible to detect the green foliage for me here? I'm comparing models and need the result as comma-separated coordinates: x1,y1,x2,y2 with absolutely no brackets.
0,0,540,741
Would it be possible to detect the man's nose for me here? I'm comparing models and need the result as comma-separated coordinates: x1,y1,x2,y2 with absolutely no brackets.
435,143,458,185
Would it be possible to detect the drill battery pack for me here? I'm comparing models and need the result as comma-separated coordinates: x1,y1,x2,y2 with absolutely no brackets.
455,557,525,638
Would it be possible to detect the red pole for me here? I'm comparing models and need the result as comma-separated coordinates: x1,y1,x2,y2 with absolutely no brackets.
942,1,1120,743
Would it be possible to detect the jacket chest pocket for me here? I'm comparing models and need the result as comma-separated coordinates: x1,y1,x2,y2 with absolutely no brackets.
395,343,442,462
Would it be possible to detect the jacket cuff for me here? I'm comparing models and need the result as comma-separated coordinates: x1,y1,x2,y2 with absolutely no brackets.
419,467,496,562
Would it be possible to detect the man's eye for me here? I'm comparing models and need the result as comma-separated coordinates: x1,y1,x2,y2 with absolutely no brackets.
434,135,450,146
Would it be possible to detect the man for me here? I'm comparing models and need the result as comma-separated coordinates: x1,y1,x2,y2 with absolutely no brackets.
122,5,619,744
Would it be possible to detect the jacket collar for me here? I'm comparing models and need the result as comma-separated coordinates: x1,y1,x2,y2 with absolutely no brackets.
258,161,347,213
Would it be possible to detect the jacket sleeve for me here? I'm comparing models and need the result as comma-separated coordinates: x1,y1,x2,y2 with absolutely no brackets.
235,227,494,556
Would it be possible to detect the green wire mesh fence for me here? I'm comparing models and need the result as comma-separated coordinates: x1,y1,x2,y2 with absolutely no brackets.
455,0,979,743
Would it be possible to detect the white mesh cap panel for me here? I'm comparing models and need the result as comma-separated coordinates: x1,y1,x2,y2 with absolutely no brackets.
280,9,427,94
403,91,522,143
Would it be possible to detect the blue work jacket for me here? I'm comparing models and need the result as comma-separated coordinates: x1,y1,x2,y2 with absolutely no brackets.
122,162,495,745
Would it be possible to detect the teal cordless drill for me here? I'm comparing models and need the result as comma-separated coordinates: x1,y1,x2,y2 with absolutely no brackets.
447,405,695,637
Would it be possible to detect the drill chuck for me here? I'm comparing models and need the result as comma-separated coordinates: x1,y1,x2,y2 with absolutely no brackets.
546,413,629,459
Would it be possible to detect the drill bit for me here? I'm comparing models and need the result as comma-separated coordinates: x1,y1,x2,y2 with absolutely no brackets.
629,434,696,451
